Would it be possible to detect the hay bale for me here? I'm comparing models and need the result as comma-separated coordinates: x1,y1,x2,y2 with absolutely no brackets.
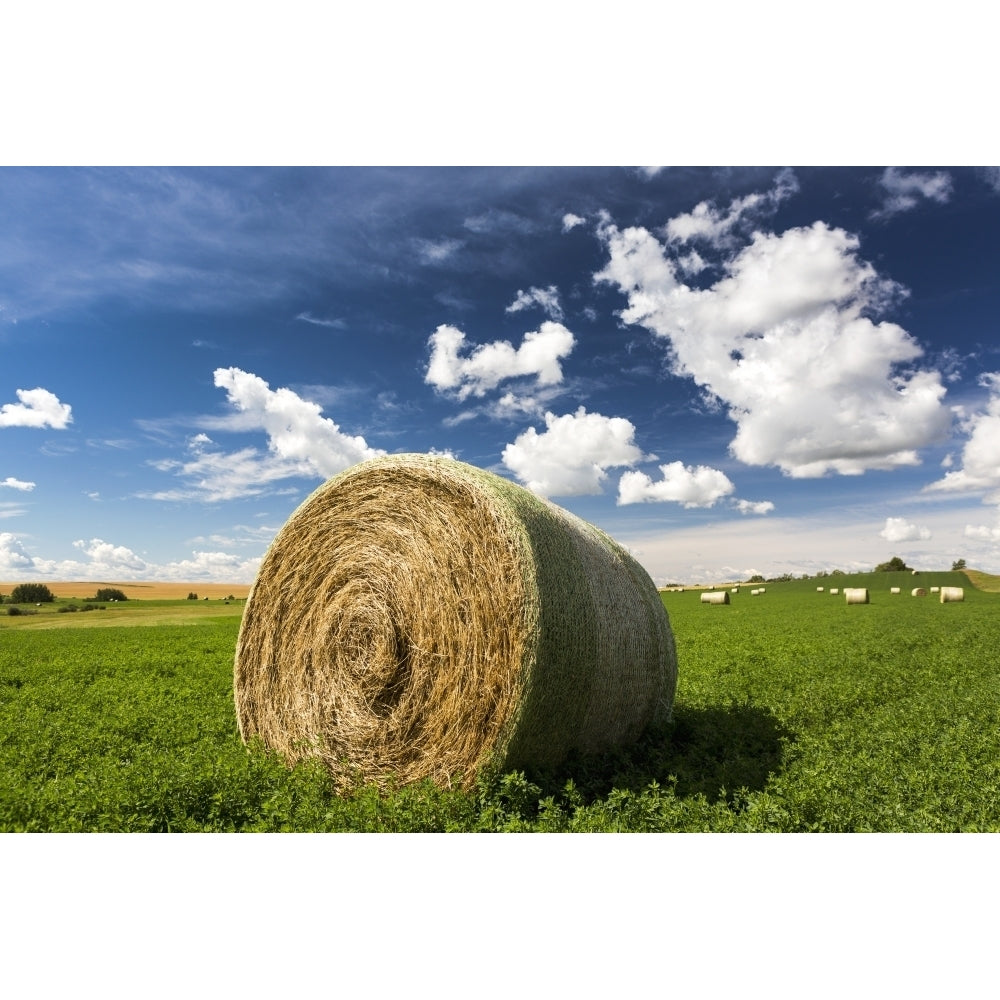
233,454,677,790
830,588,840,595
816,586,825,592
890,587,901,594
911,587,927,597
930,586,940,593
701,591,730,604
940,586,964,603
844,588,869,604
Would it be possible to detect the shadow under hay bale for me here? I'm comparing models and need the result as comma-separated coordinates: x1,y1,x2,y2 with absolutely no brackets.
234,454,677,790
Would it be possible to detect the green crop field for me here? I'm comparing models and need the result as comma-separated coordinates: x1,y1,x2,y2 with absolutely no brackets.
1,572,998,831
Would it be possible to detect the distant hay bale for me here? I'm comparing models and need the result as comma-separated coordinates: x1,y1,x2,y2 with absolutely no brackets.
911,588,927,597
830,588,840,595
930,586,940,593
731,587,739,593
816,586,825,592
890,587,901,594
233,454,677,790
940,586,965,603
844,588,870,604
701,591,730,604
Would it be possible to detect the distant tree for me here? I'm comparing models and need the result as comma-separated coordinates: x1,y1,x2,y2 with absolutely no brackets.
93,588,128,602
952,558,967,571
748,574,765,583
187,592,198,600
10,583,55,603
874,556,911,573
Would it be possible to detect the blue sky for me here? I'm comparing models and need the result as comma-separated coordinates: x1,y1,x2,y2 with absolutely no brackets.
3,165,1000,585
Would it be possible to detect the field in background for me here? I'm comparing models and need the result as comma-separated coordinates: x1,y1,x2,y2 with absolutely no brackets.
0,581,251,600
2,569,998,830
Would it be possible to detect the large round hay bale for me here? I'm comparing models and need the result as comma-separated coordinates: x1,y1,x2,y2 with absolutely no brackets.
233,454,677,790
700,591,730,604
844,588,870,604
911,587,927,597
940,586,964,603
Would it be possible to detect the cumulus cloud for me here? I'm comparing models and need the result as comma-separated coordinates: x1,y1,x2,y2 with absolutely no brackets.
0,387,72,429
1,477,35,491
143,368,383,502
618,462,735,508
213,367,383,477
0,532,34,571
872,167,953,219
505,285,563,321
0,531,262,582
425,322,575,403
594,210,951,478
72,537,148,572
879,517,932,543
562,213,586,232
502,407,649,497
925,373,1000,503
664,168,798,248
965,523,1000,542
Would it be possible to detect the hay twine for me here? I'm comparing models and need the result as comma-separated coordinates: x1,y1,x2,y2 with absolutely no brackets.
234,454,677,790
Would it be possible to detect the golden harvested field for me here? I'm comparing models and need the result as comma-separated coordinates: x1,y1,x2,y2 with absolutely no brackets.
0,581,251,600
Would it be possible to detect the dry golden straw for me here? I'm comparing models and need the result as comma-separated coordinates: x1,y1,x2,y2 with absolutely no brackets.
233,454,677,790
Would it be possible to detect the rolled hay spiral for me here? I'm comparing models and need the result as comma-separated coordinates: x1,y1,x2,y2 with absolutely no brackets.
233,454,677,790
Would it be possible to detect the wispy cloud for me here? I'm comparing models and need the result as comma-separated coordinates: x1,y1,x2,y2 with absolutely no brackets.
871,167,952,219
414,237,464,264
141,368,384,502
505,285,563,321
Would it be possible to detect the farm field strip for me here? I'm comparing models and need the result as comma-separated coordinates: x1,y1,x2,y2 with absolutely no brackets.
1,571,998,831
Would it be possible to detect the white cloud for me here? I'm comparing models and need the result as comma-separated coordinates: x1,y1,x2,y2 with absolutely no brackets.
562,213,586,232
0,532,34,571
1,477,35,491
214,367,383,477
618,462,735,508
872,167,953,218
505,285,563,321
143,368,383,502
965,523,1000,542
425,322,575,402
502,407,648,496
72,537,148,572
414,237,464,264
925,373,1000,503
879,517,932,543
0,387,72,429
296,312,346,329
664,168,798,248
595,213,951,478
734,498,775,515
0,531,262,582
